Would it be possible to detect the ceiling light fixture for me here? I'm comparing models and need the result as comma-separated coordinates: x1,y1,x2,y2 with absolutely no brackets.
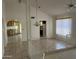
34,0,41,27
66,0,76,12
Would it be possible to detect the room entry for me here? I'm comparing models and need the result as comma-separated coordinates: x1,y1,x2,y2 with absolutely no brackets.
40,21,46,37
7,20,22,43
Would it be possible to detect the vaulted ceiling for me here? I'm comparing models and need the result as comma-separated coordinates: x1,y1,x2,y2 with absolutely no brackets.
5,0,76,16
30,0,76,16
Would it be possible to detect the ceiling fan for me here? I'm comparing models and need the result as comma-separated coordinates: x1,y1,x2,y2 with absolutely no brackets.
65,0,76,12
67,0,76,8
67,3,76,8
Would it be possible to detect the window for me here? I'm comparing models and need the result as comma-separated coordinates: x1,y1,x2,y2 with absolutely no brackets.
56,18,72,37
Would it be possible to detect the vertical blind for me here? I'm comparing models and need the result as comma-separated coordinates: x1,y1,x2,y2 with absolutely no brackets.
56,18,72,37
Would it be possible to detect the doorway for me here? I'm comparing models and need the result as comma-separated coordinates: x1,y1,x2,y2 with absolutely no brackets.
40,21,46,38
7,20,22,43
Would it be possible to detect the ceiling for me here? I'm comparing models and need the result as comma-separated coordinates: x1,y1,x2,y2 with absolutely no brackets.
29,0,76,16
5,0,76,16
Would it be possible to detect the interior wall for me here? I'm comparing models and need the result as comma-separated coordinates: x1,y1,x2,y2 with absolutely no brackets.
2,0,7,56
52,16,56,38
30,7,54,40
5,0,54,41
2,0,7,47
6,0,27,41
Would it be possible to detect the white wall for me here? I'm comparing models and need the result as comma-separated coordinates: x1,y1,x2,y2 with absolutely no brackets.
2,0,7,56
6,0,27,41
5,0,54,41
30,7,53,40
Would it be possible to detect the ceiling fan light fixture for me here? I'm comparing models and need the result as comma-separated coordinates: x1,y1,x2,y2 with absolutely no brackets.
68,4,74,7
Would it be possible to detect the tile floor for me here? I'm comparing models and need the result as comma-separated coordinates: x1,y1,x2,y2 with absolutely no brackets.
3,38,75,59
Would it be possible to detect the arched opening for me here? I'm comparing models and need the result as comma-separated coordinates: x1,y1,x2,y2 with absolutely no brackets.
7,20,22,36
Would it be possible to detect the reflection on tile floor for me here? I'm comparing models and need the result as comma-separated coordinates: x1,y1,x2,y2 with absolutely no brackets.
3,38,75,59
